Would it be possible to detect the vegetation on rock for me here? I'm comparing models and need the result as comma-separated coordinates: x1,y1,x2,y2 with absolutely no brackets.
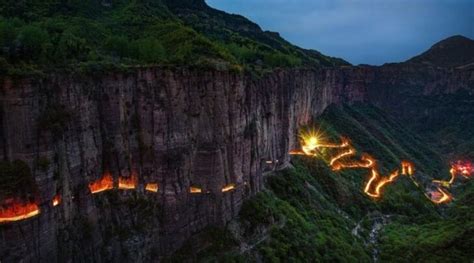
0,0,347,75
168,103,473,262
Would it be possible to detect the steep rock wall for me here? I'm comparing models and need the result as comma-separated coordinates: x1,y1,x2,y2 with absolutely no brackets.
1,64,472,261
0,68,362,261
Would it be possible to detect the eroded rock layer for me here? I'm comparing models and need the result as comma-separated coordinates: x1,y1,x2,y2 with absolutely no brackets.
0,64,472,261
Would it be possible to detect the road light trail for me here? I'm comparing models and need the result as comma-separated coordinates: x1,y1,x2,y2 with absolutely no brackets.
289,129,469,204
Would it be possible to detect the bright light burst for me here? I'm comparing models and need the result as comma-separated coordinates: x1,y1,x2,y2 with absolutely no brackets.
299,128,324,156
289,128,471,204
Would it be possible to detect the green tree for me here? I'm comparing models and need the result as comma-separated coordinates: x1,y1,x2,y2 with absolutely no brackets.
104,35,130,59
57,30,88,61
0,20,17,49
17,25,49,60
226,43,258,63
264,52,301,67
134,37,166,63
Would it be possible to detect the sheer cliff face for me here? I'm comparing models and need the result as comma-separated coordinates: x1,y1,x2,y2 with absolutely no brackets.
363,64,474,115
0,64,472,261
0,68,363,261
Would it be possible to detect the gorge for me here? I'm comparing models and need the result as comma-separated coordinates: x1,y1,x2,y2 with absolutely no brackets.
1,56,473,261
0,0,473,262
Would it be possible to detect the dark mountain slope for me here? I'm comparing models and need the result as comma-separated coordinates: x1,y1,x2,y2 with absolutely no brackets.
379,179,474,262
400,37,474,158
402,89,474,160
0,0,347,75
357,35,474,159
165,0,349,69
170,103,472,262
0,2,472,262
408,35,474,68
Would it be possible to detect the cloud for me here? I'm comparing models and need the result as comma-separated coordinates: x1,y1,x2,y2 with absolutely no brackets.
206,0,474,65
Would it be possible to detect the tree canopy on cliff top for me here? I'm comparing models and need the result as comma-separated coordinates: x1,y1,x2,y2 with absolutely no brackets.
0,0,348,75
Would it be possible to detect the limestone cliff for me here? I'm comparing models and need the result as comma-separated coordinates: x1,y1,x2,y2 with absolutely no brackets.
0,62,472,261
0,68,361,261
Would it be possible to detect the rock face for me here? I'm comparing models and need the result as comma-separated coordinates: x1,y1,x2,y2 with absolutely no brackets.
349,64,474,119
0,64,472,261
0,68,361,261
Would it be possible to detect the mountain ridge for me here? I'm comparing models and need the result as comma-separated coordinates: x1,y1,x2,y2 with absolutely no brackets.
407,35,474,67
0,0,348,76
1,0,472,74
0,1,473,262
164,0,350,67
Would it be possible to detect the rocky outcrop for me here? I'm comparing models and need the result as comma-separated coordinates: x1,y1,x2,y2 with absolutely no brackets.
0,68,363,261
0,63,472,261
332,64,474,120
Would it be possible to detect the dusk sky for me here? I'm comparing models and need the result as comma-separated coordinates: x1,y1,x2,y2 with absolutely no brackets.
206,0,474,65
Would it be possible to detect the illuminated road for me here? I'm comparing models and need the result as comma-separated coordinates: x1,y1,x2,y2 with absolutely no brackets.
1,129,471,224
290,130,471,204
0,200,40,223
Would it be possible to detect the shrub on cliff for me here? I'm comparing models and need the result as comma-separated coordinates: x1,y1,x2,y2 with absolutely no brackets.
57,30,90,61
0,0,348,75
132,37,166,63
379,181,474,262
17,25,49,59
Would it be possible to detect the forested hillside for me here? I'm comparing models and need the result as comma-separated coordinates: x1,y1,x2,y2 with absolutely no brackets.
0,0,347,75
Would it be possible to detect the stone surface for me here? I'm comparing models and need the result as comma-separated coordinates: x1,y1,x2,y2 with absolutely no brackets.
0,64,472,261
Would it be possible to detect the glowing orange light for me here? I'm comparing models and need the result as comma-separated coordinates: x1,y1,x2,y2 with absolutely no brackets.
190,186,202,194
448,161,473,183
374,170,399,197
330,148,355,166
364,169,380,198
432,180,451,188
401,161,414,175
333,154,376,170
449,168,456,184
118,174,137,190
302,136,320,156
292,130,349,157
432,161,473,187
317,137,350,148
363,169,399,198
361,155,376,168
452,161,473,177
222,184,236,193
52,195,61,207
429,187,452,204
298,129,326,156
0,200,40,223
289,150,306,155
145,183,159,193
89,172,114,194
290,128,472,205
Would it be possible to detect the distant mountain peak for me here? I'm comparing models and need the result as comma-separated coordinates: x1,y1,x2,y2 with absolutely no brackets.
408,35,474,68
433,35,471,44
